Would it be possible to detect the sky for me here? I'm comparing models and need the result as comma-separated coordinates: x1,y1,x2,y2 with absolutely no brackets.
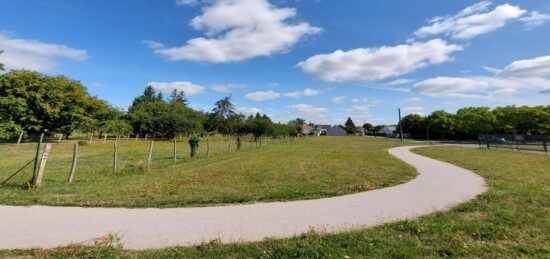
1,0,549,125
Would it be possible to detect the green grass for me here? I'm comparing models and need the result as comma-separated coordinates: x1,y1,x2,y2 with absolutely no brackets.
2,145,548,258
0,136,415,208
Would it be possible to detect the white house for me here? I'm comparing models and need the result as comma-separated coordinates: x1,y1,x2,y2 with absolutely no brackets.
379,125,397,137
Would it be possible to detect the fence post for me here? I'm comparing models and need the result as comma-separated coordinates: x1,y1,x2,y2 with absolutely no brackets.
16,132,23,147
220,138,224,152
103,133,107,143
173,139,177,161
228,143,232,152
89,133,93,144
57,134,63,144
67,143,78,183
113,141,118,173
31,133,45,183
135,134,139,142
147,141,154,164
145,134,148,141
207,139,210,156
543,139,548,153
33,143,52,188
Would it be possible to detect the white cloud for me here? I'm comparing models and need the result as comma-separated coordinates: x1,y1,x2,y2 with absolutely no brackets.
331,96,346,104
150,0,321,63
414,1,526,40
0,32,88,72
352,105,369,111
236,107,262,114
283,88,322,98
298,39,462,82
519,11,550,29
402,106,425,116
388,78,416,86
287,103,327,116
245,90,280,101
142,40,165,49
500,55,550,78
483,66,502,74
411,76,550,98
148,81,206,95
176,0,198,6
210,83,245,93
541,88,550,94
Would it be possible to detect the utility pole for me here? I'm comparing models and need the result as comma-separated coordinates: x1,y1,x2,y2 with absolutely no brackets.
398,108,404,141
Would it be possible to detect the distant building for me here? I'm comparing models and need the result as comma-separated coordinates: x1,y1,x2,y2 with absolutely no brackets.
355,126,365,135
312,124,331,136
326,126,347,136
380,125,397,137
301,124,315,135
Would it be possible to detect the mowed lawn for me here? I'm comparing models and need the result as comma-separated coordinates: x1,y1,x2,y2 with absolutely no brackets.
2,146,547,258
0,136,415,208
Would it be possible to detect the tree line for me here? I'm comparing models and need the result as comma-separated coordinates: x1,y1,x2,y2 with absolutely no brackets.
0,70,300,140
395,106,550,140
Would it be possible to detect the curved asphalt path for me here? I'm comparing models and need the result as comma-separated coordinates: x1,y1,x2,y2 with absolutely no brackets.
0,146,487,250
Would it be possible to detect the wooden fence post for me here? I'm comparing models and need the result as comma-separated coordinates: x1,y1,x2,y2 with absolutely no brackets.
16,132,23,147
543,139,548,153
135,134,139,142
67,143,78,183
228,143,232,152
103,133,107,143
33,143,52,188
145,134,148,141
147,141,154,164
207,139,210,156
57,134,63,144
113,141,118,173
173,139,177,161
89,133,93,144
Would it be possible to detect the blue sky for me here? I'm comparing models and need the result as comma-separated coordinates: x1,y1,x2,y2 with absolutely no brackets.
1,0,549,125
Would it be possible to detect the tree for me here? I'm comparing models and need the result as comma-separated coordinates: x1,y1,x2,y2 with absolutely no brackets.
426,110,455,139
210,95,237,134
0,70,109,136
344,117,356,134
456,107,496,136
0,50,4,71
399,114,426,139
104,119,132,136
289,118,306,125
363,123,374,134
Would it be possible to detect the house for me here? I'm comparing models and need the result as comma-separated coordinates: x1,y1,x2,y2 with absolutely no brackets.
326,126,347,136
379,125,397,137
301,124,315,135
355,126,365,136
312,124,331,136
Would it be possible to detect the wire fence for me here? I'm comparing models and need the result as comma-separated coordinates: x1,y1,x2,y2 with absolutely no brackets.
0,135,297,188
478,134,549,153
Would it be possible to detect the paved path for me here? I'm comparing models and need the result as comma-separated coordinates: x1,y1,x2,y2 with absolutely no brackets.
0,146,487,250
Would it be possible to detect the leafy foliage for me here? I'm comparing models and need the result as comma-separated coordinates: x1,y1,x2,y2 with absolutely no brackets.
344,117,356,134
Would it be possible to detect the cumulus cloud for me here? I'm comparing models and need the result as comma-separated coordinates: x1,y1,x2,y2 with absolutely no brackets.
245,90,280,101
236,107,262,114
331,96,346,104
210,83,246,93
519,11,550,29
150,0,321,63
148,81,206,95
402,106,425,116
500,55,550,78
287,103,327,116
388,78,417,86
283,88,322,98
404,97,422,102
0,32,88,72
414,1,526,40
297,39,462,82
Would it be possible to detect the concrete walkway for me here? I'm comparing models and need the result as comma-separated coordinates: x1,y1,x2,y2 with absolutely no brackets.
0,146,487,250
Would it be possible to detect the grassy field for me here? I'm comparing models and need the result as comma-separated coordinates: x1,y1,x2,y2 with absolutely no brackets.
2,145,548,258
0,136,415,208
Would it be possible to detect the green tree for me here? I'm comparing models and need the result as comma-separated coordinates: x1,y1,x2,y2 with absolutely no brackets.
344,117,356,134
426,110,455,139
363,123,374,134
104,119,132,136
210,95,237,134
456,107,496,135
0,70,109,137
399,114,426,138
